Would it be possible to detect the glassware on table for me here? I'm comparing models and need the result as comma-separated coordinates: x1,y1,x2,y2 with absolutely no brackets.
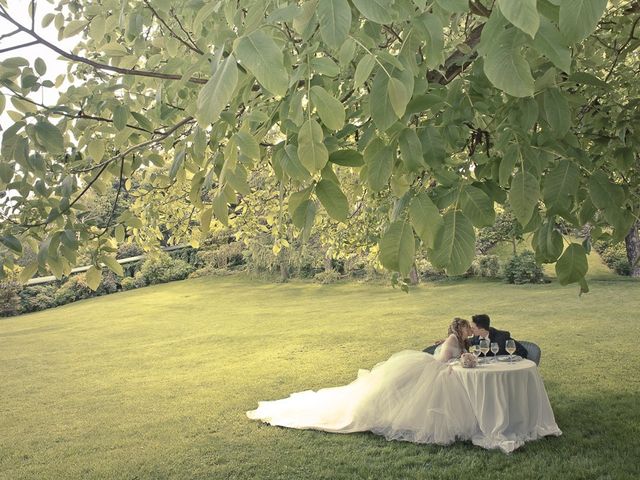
505,339,516,363
471,345,481,361
490,342,499,362
479,339,490,363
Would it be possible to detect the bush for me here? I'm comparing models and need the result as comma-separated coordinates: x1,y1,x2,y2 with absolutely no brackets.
471,255,501,278
121,277,137,291
0,278,22,317
189,265,235,278
116,242,144,259
19,284,58,313
504,251,544,284
97,271,120,295
55,274,95,305
137,253,195,285
313,270,341,284
594,240,630,275
196,241,244,270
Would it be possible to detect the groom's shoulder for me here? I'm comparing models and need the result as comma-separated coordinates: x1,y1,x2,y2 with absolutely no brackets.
491,327,510,336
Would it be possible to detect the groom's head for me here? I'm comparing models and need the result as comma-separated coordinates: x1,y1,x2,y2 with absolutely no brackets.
471,314,491,335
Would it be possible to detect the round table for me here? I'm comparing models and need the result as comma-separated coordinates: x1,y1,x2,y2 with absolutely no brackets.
452,358,562,453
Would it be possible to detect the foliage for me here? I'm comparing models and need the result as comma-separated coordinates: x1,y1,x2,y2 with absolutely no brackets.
476,210,523,254
136,253,195,285
0,278,22,316
1,1,639,294
504,251,544,284
594,240,631,276
54,273,95,305
313,269,342,284
19,283,58,313
120,276,137,291
116,242,144,260
471,254,501,278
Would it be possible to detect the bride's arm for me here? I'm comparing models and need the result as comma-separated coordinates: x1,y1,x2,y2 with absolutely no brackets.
434,334,460,362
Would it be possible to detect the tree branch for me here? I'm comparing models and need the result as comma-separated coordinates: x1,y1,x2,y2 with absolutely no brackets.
0,9,208,85
0,40,39,54
426,23,485,85
143,0,204,55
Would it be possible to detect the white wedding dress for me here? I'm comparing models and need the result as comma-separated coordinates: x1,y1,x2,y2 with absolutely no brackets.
247,337,479,446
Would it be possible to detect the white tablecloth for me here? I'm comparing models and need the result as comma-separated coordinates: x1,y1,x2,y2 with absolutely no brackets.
452,358,562,453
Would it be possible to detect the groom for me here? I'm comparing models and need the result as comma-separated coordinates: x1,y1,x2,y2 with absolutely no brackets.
470,314,528,358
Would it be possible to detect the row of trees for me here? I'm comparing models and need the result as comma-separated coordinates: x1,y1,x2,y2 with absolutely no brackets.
1,0,639,295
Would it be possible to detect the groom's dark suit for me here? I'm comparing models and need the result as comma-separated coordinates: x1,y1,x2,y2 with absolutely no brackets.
470,327,528,358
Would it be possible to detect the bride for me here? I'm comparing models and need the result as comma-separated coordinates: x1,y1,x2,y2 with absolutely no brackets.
247,318,479,446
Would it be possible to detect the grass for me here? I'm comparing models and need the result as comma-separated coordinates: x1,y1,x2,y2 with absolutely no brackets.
1,275,640,479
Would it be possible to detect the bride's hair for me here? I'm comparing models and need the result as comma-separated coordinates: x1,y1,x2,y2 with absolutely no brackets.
448,317,471,352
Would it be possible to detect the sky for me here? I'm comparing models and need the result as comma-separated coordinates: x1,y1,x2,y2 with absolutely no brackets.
0,0,78,130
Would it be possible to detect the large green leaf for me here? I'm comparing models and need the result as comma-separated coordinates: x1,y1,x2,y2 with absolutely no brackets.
543,160,579,211
297,119,328,173
430,210,475,276
483,28,534,98
86,265,102,291
34,120,64,154
555,243,588,285
292,199,317,240
588,170,625,209
497,0,539,38
317,0,351,49
364,138,393,192
309,86,345,131
354,54,376,88
398,128,425,173
274,145,311,181
352,0,395,24
370,70,398,131
315,179,349,222
499,144,519,186
409,192,443,249
416,14,444,69
543,88,571,137
460,185,495,227
532,18,571,73
387,77,411,118
329,149,364,167
509,171,540,225
0,234,22,254
533,220,564,263
196,54,238,125
234,30,289,96
559,0,608,44
378,220,415,276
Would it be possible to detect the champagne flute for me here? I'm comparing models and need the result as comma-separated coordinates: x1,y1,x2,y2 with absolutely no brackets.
479,339,490,363
490,342,499,362
506,339,516,363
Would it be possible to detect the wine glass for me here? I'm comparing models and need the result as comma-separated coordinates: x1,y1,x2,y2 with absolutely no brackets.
490,342,499,362
471,345,481,362
506,339,516,363
479,339,490,363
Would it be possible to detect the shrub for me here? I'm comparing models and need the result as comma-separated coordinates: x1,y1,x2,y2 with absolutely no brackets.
196,241,244,270
0,278,22,317
504,251,544,284
19,284,58,313
121,277,137,291
313,270,341,284
189,265,235,278
137,253,195,285
594,240,630,276
471,255,501,278
97,271,120,295
55,274,95,305
116,242,144,259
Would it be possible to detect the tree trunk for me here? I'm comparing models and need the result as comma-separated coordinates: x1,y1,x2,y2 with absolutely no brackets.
625,220,640,277
511,237,517,255
409,263,420,285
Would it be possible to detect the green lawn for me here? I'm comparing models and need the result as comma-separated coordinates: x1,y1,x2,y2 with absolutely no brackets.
1,275,639,479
